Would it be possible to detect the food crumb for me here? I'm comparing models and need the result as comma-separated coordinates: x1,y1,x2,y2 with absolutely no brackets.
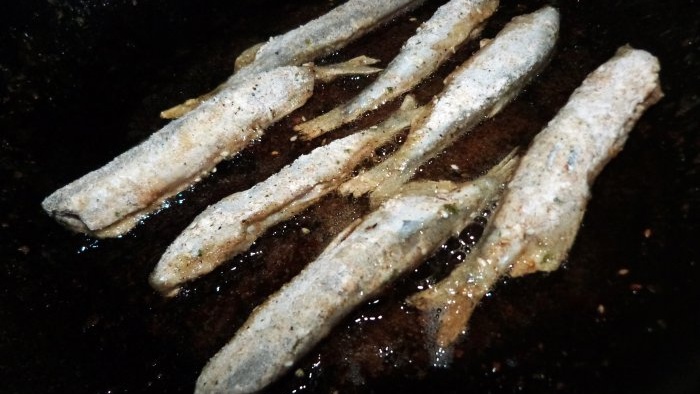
643,228,652,238
271,150,279,156
597,304,605,314
617,268,630,276
301,227,311,235
290,135,298,142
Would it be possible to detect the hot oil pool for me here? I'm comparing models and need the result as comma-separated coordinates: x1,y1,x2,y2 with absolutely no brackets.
1,0,699,393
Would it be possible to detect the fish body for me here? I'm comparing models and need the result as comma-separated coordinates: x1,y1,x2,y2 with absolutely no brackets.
408,46,663,348
340,6,559,203
195,153,518,394
43,54,382,238
295,0,500,139
151,99,423,296
163,0,426,118
42,66,315,237
232,0,425,83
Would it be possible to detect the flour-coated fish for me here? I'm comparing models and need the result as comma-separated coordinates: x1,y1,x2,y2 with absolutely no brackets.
408,46,663,350
161,0,425,119
340,6,559,204
195,152,518,394
151,97,423,296
294,0,499,139
43,59,379,238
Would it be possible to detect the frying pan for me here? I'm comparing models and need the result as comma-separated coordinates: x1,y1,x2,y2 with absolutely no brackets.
2,0,699,393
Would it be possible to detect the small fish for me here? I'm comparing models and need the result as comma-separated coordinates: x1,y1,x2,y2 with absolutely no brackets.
340,6,560,205
161,0,426,119
294,0,500,139
151,97,423,297
194,152,518,394
407,46,663,350
42,60,379,238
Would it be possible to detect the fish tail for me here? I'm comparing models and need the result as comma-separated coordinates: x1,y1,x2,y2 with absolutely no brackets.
483,148,519,183
407,275,481,349
295,106,349,140
234,42,264,72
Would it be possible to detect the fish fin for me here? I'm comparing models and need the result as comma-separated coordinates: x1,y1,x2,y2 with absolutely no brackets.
368,171,421,207
394,180,459,197
468,23,486,42
507,208,584,277
338,156,404,201
294,56,383,139
399,94,418,111
160,85,223,119
408,280,480,349
338,157,410,202
296,92,419,142
311,55,382,83
234,42,264,72
295,106,346,140
162,41,266,120
338,143,414,204
483,148,520,181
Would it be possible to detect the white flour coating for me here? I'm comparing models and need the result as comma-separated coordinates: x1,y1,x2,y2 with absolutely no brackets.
150,99,423,297
195,154,517,394
408,46,663,349
340,6,559,203
295,0,499,139
165,0,426,118
497,46,663,276
232,0,425,84
44,0,428,235
42,66,314,237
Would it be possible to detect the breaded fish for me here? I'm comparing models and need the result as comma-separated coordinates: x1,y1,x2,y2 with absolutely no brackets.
43,66,314,237
42,60,379,238
150,97,423,297
294,0,499,139
195,152,518,394
408,46,663,350
161,0,426,119
340,6,559,204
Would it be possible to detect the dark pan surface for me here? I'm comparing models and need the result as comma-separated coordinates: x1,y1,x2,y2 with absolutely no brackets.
1,0,699,393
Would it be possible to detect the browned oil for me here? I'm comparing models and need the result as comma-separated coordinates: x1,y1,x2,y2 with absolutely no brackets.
1,0,699,393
